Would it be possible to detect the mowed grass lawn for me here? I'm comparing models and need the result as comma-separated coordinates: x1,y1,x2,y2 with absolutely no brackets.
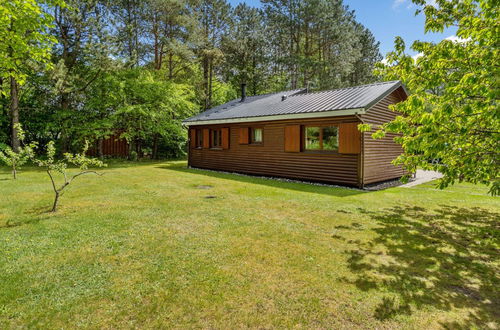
0,161,498,329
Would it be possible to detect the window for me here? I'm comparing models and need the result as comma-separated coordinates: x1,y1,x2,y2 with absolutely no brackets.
305,126,338,151
195,129,203,148
251,128,263,144
211,129,223,148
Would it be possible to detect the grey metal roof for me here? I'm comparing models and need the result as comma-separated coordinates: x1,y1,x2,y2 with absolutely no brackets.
183,80,404,124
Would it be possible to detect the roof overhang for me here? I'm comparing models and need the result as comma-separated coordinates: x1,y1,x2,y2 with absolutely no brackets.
183,107,365,126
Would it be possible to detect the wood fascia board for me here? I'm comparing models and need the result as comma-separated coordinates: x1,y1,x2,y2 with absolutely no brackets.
183,108,366,126
362,85,409,116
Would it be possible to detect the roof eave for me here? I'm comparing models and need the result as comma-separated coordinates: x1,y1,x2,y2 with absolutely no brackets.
183,108,366,126
364,81,407,110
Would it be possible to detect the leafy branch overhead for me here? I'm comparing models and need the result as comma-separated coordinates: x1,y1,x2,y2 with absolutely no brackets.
35,140,106,212
372,0,499,195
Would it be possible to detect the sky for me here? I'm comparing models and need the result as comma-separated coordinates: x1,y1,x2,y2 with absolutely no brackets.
228,0,457,57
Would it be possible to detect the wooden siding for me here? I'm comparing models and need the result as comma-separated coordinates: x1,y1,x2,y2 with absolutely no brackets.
89,133,129,157
188,116,361,186
360,87,406,185
190,129,196,149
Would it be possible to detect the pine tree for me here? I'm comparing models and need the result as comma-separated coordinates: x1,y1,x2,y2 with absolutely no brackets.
222,3,268,96
193,0,231,109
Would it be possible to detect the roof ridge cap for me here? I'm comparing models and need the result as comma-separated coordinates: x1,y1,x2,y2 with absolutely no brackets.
289,80,401,97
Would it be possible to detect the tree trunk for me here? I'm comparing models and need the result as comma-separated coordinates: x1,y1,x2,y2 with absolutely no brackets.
136,138,142,157
97,137,104,158
152,133,159,159
153,14,160,70
208,59,213,109
12,167,17,180
10,76,20,152
51,191,60,212
203,56,210,109
60,93,70,153
0,77,5,119
126,0,134,66
168,53,173,79
128,140,134,160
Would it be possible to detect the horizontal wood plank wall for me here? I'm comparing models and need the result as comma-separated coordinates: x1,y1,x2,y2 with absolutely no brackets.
361,88,406,185
189,116,360,186
89,133,129,157
190,129,196,149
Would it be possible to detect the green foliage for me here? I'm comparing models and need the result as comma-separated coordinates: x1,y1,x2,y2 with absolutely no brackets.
36,140,105,175
129,150,138,161
222,3,269,96
262,0,381,90
0,124,37,179
374,0,499,195
3,0,382,160
357,123,372,133
35,140,106,212
113,69,198,158
0,0,64,86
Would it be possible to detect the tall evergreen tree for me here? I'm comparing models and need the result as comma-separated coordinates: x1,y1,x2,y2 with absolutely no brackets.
193,0,231,109
109,0,146,67
222,3,268,96
262,0,381,90
50,0,114,151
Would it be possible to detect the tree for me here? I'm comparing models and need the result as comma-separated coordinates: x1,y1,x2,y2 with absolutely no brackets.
0,124,36,179
113,69,197,159
222,3,269,96
110,0,145,67
35,141,105,212
51,0,114,152
4,0,383,160
146,0,196,76
0,0,64,150
262,0,381,91
373,0,499,194
193,0,231,109
349,23,382,85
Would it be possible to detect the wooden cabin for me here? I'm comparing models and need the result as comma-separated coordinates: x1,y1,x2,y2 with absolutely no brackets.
182,81,408,188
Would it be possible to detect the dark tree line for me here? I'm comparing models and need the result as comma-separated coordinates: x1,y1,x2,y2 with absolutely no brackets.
1,0,381,159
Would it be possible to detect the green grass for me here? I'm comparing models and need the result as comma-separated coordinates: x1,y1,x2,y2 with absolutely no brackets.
0,161,498,329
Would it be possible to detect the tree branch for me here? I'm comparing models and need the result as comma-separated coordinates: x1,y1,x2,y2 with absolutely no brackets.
68,170,104,185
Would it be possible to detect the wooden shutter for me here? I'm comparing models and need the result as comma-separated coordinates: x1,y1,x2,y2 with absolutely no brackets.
239,127,249,144
203,129,210,148
338,122,361,154
284,125,301,152
190,128,196,149
221,128,229,149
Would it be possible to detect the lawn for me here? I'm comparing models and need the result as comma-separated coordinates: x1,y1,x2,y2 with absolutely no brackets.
0,161,498,329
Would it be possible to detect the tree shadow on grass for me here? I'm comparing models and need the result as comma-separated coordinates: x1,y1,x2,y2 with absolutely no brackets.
338,205,499,328
158,163,365,198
